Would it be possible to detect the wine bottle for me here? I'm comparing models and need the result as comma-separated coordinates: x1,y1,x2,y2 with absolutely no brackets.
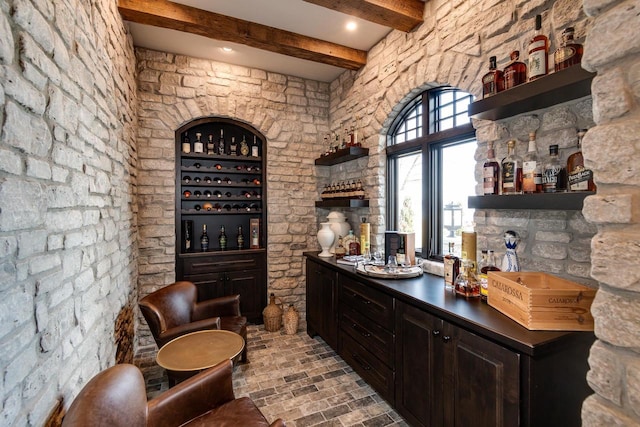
240,135,249,156
182,132,191,153
481,56,504,98
217,129,225,155
503,50,527,89
229,137,238,156
237,225,244,249
567,129,596,192
194,132,204,153
218,225,227,250
483,142,500,195
543,144,567,193
200,224,209,251
251,135,259,157
251,227,259,248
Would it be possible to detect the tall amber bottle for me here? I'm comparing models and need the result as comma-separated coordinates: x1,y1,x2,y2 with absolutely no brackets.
554,27,584,72
503,51,527,89
528,15,549,81
567,129,596,192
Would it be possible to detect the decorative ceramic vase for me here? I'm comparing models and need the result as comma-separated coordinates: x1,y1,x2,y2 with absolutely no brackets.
326,211,351,253
262,293,283,332
283,304,300,335
317,222,335,257
501,230,520,272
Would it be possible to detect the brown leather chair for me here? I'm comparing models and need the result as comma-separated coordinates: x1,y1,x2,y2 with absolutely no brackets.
139,281,248,363
62,360,285,427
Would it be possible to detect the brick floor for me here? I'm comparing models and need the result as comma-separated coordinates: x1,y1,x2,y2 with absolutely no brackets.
137,325,408,426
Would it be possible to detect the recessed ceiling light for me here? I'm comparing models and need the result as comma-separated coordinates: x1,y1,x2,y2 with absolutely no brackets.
222,47,233,53
346,21,357,31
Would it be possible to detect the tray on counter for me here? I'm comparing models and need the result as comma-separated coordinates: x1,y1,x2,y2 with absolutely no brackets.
355,264,423,279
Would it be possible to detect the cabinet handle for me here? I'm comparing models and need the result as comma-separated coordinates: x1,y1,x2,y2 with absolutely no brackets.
352,354,371,371
442,335,451,343
432,330,441,336
352,292,371,305
352,323,371,338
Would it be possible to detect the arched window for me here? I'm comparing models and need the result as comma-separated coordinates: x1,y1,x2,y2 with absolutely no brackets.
387,87,476,259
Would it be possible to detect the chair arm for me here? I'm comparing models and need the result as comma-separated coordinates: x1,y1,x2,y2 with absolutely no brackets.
147,359,235,427
194,294,241,320
158,317,221,347
270,419,287,426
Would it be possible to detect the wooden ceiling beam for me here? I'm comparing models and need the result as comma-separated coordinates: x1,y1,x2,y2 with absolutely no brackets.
118,0,367,70
303,0,424,32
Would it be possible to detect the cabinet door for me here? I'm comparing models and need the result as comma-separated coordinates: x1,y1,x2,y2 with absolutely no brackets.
305,259,337,349
395,301,445,427
445,324,520,427
225,268,264,322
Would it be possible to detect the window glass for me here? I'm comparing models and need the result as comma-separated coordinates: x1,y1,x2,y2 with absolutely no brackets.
387,88,475,260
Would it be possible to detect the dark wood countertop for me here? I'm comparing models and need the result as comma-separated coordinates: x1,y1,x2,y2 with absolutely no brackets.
304,251,594,357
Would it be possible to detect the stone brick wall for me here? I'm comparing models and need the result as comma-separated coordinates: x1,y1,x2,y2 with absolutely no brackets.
135,48,329,351
324,0,598,287
579,0,640,425
0,0,137,425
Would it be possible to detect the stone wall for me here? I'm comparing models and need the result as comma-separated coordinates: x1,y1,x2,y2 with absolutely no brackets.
0,0,137,425
135,48,329,351
579,0,640,425
324,0,598,287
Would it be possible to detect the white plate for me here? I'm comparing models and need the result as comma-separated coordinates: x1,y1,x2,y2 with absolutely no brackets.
356,263,423,279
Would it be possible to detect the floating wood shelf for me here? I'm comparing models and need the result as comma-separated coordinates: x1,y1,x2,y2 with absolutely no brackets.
468,192,595,210
315,146,369,166
315,199,370,208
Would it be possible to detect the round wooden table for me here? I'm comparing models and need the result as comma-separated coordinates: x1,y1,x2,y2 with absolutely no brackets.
157,330,245,385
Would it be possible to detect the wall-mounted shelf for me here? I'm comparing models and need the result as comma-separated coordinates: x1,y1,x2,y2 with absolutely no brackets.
468,192,594,210
315,146,369,166
315,199,369,208
468,66,596,121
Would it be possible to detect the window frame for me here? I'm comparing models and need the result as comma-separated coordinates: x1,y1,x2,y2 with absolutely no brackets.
387,88,476,261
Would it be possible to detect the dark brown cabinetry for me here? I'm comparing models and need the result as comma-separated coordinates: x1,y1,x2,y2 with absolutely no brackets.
339,275,395,403
305,258,338,349
304,253,594,427
396,302,519,427
176,117,267,323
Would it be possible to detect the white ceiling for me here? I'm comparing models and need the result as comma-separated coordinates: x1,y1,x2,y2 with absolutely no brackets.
125,0,393,82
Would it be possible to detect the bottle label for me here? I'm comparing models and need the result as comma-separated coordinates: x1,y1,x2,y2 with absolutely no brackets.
568,168,593,191
182,143,191,153
502,162,516,188
543,166,561,191
522,160,537,174
529,46,547,78
483,166,498,194
555,46,577,65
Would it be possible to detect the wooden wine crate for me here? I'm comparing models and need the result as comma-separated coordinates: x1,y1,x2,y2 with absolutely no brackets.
487,271,596,331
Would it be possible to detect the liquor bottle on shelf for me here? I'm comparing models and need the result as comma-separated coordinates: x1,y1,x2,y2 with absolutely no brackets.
355,180,365,199
218,225,227,250
207,134,215,155
481,56,504,98
478,250,500,301
528,14,549,81
251,135,259,157
240,135,250,156
543,144,567,192
200,224,209,251
194,132,204,153
182,220,193,252
522,132,543,193
237,225,244,249
182,132,191,153
501,140,523,194
483,141,500,195
217,129,225,155
455,260,480,298
567,129,596,192
554,27,583,72
251,227,259,248
444,242,460,290
229,137,238,156
503,50,527,90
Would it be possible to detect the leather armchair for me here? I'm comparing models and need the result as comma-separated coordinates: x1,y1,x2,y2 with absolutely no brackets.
62,360,285,427
139,281,248,363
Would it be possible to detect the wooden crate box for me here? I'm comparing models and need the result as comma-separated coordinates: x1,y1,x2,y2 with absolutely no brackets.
487,271,596,331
